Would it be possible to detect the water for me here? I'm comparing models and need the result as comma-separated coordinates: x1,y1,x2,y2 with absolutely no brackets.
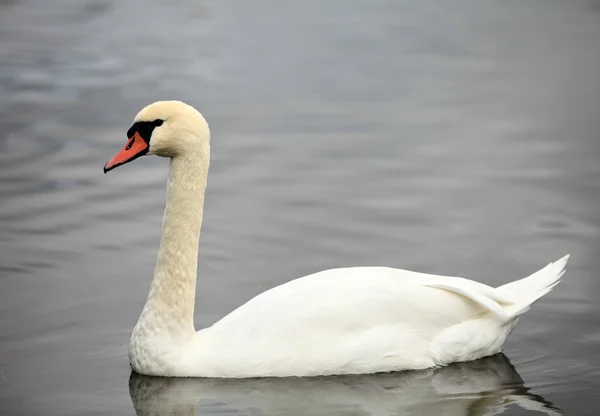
0,0,599,414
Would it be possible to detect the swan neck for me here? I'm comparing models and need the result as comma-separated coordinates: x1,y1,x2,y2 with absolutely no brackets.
139,150,209,337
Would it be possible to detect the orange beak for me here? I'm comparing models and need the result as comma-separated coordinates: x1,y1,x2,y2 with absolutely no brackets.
103,132,149,173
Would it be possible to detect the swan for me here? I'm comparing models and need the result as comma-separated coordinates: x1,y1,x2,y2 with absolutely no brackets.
103,100,570,378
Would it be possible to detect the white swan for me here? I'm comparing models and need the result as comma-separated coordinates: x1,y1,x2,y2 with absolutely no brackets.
103,100,570,378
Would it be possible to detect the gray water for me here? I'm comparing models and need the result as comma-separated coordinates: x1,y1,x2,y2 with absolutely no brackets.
1,0,599,415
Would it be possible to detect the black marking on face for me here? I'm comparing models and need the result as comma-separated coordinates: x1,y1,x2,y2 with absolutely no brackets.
127,119,164,143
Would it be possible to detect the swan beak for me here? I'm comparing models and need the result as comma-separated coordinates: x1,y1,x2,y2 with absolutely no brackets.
104,132,149,173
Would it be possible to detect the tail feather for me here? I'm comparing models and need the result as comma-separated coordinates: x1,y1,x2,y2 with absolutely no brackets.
497,254,570,318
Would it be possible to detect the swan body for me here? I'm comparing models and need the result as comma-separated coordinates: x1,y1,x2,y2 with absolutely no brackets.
104,100,570,378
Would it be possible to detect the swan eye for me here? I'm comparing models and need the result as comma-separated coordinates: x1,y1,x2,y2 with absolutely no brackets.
153,119,164,127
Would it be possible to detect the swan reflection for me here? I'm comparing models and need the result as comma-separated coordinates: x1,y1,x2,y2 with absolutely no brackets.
129,353,561,416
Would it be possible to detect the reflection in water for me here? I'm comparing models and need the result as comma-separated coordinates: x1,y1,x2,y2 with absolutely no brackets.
129,354,560,416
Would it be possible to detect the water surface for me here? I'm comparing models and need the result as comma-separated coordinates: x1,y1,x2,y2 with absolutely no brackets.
1,0,599,415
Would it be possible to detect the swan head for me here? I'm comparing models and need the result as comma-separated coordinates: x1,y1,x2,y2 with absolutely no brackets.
104,100,210,173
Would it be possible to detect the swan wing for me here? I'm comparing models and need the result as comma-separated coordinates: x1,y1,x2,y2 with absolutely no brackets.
210,266,510,332
194,267,507,376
